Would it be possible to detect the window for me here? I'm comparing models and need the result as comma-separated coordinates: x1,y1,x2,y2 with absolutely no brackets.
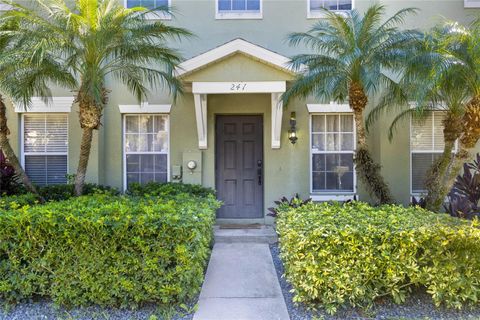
311,114,355,193
216,0,262,19
124,0,171,19
125,0,169,10
22,114,68,186
410,112,454,194
124,114,169,188
465,0,480,8
308,0,353,18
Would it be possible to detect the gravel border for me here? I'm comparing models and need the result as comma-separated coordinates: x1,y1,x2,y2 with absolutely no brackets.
0,298,198,320
270,243,480,320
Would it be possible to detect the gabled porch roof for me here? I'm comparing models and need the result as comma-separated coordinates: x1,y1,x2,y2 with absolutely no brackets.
176,38,296,78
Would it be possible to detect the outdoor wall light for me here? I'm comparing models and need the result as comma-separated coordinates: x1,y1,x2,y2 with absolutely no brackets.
288,112,298,145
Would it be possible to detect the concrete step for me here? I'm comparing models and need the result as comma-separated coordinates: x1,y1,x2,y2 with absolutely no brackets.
214,225,278,244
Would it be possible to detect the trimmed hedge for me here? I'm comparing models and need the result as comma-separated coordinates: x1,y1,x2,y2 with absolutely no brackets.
276,201,480,314
127,182,215,198
0,190,221,307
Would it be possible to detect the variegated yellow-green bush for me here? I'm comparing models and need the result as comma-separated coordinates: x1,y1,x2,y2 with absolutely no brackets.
276,202,480,314
0,189,220,307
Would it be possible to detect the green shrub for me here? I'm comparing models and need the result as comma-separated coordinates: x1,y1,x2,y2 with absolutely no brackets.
0,192,221,307
276,201,480,314
127,182,215,198
0,193,40,210
38,183,119,201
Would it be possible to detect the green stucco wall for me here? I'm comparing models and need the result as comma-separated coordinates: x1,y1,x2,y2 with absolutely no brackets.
2,0,480,223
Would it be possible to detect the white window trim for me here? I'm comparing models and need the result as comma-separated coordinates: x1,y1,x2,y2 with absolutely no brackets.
122,114,170,191
307,0,354,19
409,111,458,196
118,102,171,114
309,113,357,199
307,103,352,113
21,113,69,185
123,0,172,20
215,0,263,20
15,97,74,113
465,0,480,8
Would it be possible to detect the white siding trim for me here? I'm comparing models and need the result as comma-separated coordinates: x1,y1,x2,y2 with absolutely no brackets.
465,0,480,8
307,103,352,113
309,113,357,197
122,114,170,191
123,0,172,19
176,38,295,76
310,194,357,202
307,0,354,19
192,81,286,94
118,103,171,114
215,0,262,19
15,97,74,113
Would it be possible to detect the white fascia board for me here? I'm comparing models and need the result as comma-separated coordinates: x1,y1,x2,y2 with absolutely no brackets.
118,103,171,114
192,81,286,94
307,103,352,113
176,39,295,76
15,97,74,113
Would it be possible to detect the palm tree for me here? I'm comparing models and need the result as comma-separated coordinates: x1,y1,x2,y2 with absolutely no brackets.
284,4,419,204
368,24,470,212
437,20,480,207
0,19,75,197
1,0,191,195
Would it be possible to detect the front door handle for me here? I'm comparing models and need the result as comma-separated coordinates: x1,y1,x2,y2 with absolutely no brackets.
257,160,262,186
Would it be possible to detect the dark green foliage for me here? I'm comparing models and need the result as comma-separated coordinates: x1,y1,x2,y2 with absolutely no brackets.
127,182,215,199
277,201,480,314
355,147,393,204
0,151,20,195
267,194,312,217
0,191,221,307
38,183,119,201
445,153,480,219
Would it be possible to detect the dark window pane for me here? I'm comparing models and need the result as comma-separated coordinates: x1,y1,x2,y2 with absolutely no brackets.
154,154,168,172
127,173,139,186
312,154,326,171
232,0,246,10
25,155,67,186
218,0,231,10
140,154,155,173
246,0,260,10
412,153,442,193
155,173,168,183
312,172,325,191
310,0,323,10
126,154,140,172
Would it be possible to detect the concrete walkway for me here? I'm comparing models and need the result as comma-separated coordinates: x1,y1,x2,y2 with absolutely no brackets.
193,242,290,320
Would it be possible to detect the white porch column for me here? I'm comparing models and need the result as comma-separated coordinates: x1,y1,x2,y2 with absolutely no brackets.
194,94,208,149
192,81,286,150
271,93,283,149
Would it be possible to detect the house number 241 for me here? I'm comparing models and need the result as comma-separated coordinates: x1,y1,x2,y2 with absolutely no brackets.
230,83,247,91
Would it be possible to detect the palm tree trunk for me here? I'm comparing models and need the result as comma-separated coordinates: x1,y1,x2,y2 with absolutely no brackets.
73,89,105,196
439,96,480,204
0,95,41,197
74,126,94,196
424,113,463,211
349,81,393,204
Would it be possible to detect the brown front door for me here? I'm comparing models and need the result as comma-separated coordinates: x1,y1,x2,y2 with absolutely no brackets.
216,115,264,219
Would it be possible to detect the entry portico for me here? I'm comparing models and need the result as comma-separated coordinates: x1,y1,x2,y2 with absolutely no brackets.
175,38,299,221
177,38,297,150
